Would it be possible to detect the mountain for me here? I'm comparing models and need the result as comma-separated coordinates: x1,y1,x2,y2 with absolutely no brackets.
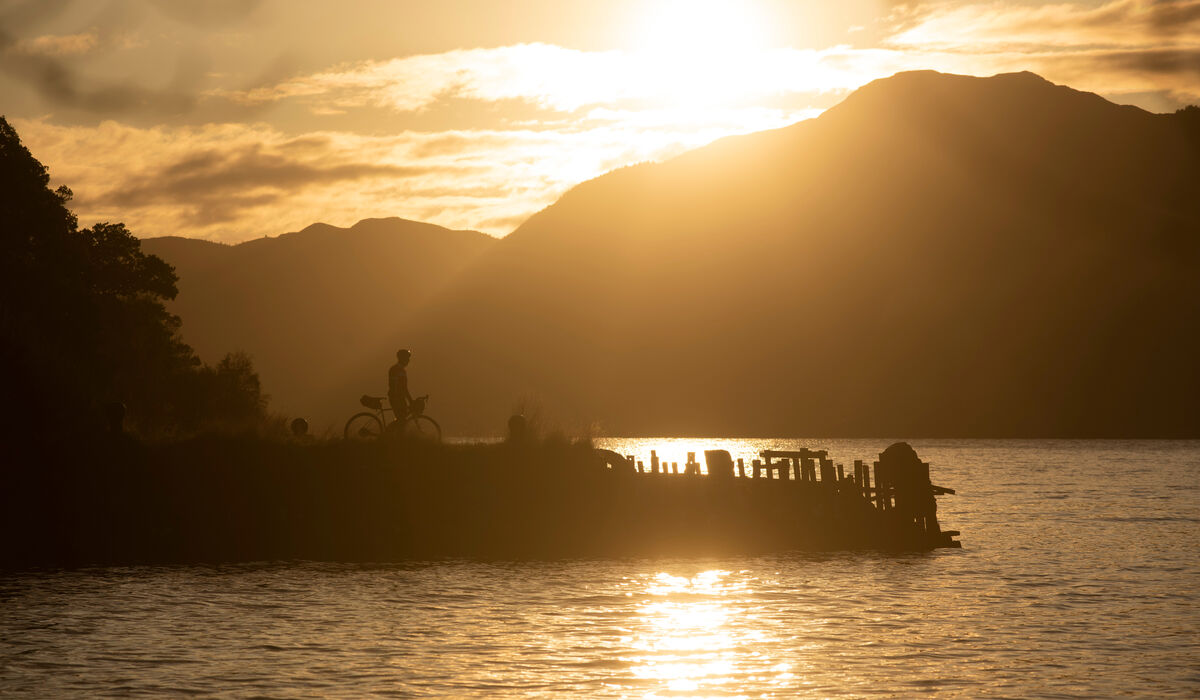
146,71,1200,437
403,71,1199,437
141,218,496,426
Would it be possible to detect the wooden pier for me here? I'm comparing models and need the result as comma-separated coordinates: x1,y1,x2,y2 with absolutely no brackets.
597,442,961,550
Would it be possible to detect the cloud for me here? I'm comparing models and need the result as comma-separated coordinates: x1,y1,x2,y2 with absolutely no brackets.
214,44,631,112
887,0,1200,50
10,31,98,56
16,114,800,242
884,0,1200,103
0,52,201,117
214,43,906,116
0,16,203,118
210,7,1200,122
0,0,279,122
107,144,440,225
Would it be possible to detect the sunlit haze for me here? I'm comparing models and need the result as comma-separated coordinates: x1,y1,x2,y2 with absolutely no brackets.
3,0,1196,242
4,1,1200,693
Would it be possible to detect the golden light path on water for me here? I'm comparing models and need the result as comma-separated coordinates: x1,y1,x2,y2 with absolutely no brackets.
621,569,798,697
637,573,732,692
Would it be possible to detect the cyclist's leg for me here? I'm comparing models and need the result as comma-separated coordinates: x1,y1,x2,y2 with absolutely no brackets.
387,394,408,429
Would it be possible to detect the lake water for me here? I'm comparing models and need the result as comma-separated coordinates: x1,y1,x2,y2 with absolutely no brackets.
3,439,1198,697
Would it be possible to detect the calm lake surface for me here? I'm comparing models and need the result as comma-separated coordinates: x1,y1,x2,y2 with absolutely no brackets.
3,439,1198,697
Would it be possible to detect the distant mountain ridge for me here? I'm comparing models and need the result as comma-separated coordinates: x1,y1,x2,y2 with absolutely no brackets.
146,72,1200,436
142,217,496,424
407,70,1199,436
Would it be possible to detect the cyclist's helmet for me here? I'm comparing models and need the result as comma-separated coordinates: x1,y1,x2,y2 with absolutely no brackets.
397,348,412,361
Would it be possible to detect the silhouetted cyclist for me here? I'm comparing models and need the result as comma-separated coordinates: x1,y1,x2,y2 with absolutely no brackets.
388,348,415,422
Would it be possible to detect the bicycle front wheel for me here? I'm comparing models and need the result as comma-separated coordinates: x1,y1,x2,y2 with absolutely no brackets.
405,415,442,442
344,412,384,441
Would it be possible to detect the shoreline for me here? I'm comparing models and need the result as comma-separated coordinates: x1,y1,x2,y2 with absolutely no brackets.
2,434,959,569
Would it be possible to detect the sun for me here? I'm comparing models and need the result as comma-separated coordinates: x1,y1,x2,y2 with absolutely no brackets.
625,0,776,108
630,0,771,58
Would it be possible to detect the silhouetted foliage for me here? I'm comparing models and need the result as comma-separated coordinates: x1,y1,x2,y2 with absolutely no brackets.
0,116,266,442
1177,105,1200,149
188,351,267,430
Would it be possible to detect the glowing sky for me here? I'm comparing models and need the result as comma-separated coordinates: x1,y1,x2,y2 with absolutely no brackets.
3,0,1197,242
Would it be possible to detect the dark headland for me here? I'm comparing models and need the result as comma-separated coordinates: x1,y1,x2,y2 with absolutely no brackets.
2,433,958,568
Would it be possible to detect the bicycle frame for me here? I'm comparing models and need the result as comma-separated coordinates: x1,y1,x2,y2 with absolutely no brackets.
378,395,429,429
346,393,440,442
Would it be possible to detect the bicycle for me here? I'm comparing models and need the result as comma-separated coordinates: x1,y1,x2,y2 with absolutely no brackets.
343,394,442,441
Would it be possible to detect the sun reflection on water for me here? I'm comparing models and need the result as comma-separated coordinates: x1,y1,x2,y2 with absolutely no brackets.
595,437,842,477
624,569,795,698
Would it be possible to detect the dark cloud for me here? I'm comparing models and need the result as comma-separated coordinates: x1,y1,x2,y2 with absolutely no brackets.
0,0,289,123
104,143,439,222
1090,47,1200,77
0,48,203,116
1142,0,1200,34
0,39,292,124
187,191,283,226
0,0,197,117
1070,0,1200,44
1029,46,1200,103
1015,46,1200,82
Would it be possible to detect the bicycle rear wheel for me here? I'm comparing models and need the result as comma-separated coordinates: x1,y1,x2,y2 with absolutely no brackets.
344,412,384,440
404,415,442,442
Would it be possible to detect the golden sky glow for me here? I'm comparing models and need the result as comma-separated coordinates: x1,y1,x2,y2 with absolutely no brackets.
3,0,1197,242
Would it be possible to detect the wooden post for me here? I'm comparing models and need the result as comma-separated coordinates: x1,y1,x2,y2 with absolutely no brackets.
805,458,817,481
836,463,845,481
853,459,863,488
671,462,678,475
862,462,872,501
791,457,802,481
651,450,659,475
704,450,734,479
737,458,745,478
637,460,645,474
819,458,836,484
752,459,762,479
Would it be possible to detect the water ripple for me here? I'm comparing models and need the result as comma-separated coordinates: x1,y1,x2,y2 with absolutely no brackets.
3,439,1199,697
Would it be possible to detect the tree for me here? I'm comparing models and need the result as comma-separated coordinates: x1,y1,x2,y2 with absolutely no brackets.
0,116,266,440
